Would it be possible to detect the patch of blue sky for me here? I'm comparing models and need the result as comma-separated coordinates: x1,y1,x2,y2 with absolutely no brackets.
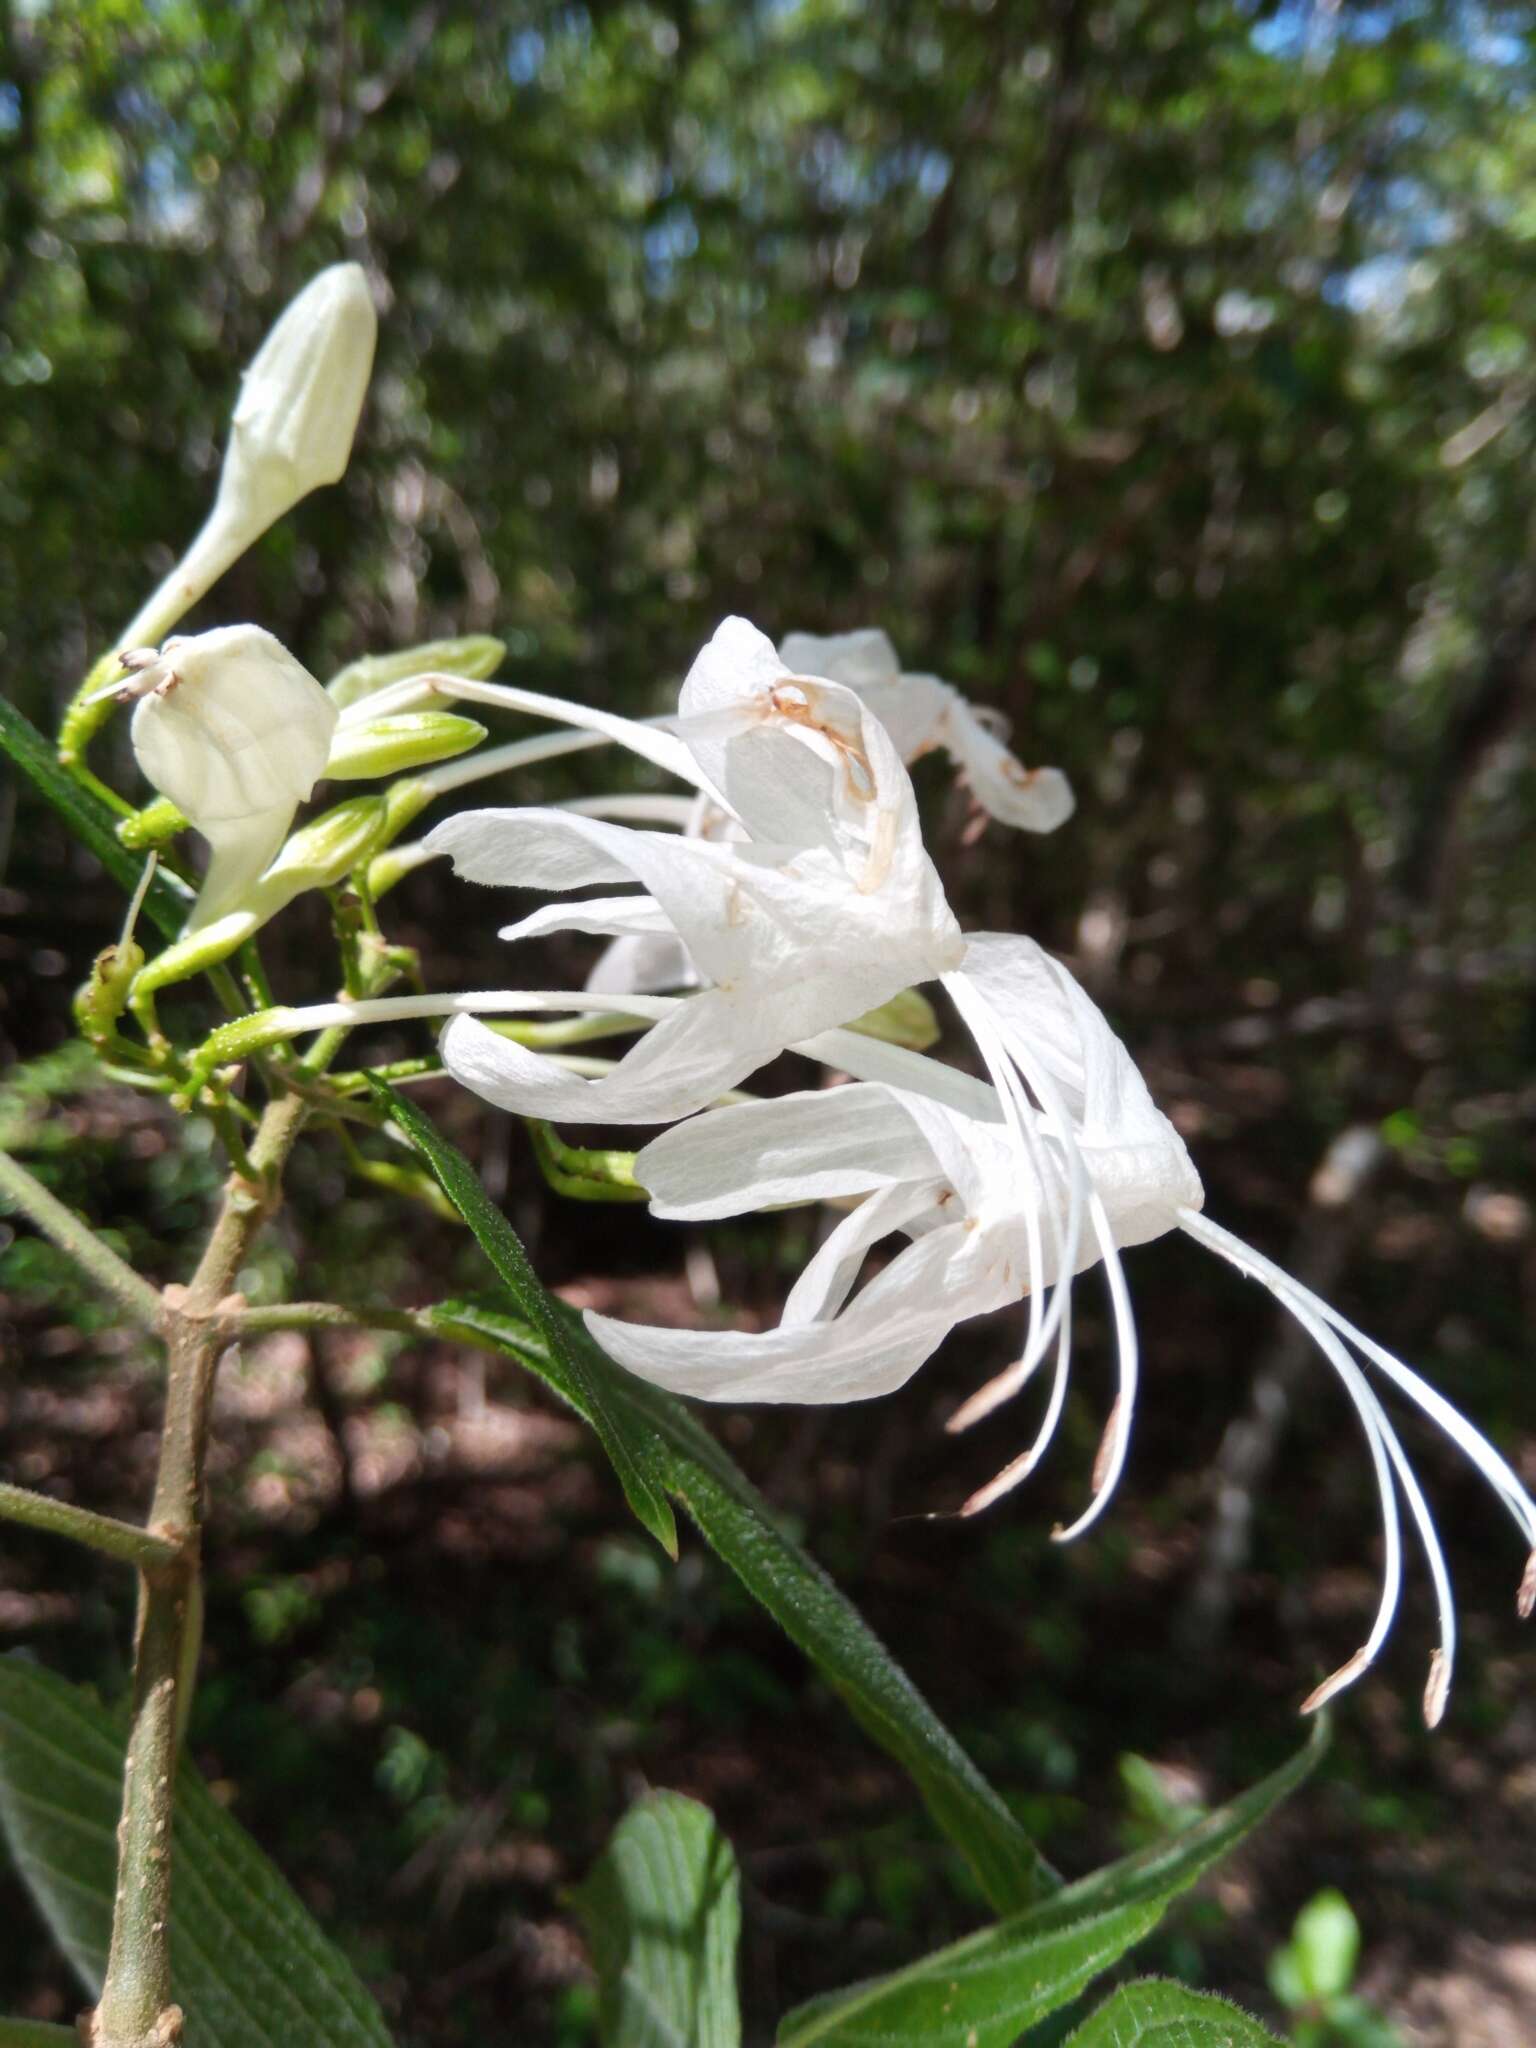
506,28,545,84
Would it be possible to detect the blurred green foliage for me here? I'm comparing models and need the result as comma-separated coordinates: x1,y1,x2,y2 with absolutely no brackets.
3,1,1535,2042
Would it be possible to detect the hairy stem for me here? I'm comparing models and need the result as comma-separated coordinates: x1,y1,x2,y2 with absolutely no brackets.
0,1483,178,1570
91,1088,308,2048
0,1148,163,1329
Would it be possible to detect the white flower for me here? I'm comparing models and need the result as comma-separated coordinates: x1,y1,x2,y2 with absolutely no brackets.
778,628,1074,833
426,617,965,1123
581,627,1076,1002
121,625,338,929
120,266,377,650
585,930,1536,1726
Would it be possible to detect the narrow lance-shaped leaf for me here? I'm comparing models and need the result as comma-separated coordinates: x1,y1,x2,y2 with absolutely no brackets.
0,1659,394,2048
574,1792,742,2048
429,1294,1056,1915
0,695,192,937
773,1722,1326,2047
1062,1980,1287,2047
369,1078,678,1555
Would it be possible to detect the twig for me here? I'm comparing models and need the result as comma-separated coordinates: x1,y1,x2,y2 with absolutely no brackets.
91,1091,308,2048
0,1482,179,1571
0,1147,164,1330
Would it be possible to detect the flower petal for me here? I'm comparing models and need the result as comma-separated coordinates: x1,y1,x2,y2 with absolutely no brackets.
586,1223,986,1403
440,997,754,1125
939,693,1076,833
782,1177,949,1327
778,628,902,691
636,1085,941,1219
961,932,1203,1247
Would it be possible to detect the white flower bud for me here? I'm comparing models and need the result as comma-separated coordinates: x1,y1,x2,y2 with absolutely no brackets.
214,263,378,539
126,625,338,929
116,267,379,653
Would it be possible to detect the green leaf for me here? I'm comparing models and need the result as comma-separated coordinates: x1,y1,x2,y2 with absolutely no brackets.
429,1294,1055,1916
370,1079,678,1555
0,1659,394,2048
0,696,191,938
574,1792,741,2048
1062,1980,1286,2046
1279,1889,1359,2003
0,2023,79,2046
774,1724,1325,2046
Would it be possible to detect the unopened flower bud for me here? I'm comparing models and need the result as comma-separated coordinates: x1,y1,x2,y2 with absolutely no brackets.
327,635,505,712
215,263,377,540
324,711,488,781
61,268,380,768
262,793,387,893
74,939,147,1049
845,987,942,1051
127,625,338,929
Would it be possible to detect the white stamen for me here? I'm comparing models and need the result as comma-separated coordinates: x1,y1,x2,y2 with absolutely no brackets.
1180,1208,1536,1552
1275,1286,1406,1706
119,852,159,954
958,1296,1074,1516
1051,1190,1140,1543
944,973,1052,1378
1182,1212,1464,1717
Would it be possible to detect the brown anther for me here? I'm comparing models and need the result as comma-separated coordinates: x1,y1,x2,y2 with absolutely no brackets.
1423,1648,1450,1729
1090,1398,1123,1494
117,646,160,672
1299,1645,1371,1716
1518,1548,1536,1621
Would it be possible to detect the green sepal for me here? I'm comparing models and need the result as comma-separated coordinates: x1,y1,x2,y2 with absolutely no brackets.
526,1120,648,1202
116,795,189,849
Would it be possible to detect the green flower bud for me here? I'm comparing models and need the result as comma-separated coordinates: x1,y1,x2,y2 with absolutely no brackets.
263,794,388,894
74,940,148,1048
326,635,505,711
323,712,487,781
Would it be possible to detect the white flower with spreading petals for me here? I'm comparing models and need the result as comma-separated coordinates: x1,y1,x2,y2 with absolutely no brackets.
779,628,1074,833
584,626,1074,1000
118,625,338,930
585,931,1536,1727
425,616,965,1123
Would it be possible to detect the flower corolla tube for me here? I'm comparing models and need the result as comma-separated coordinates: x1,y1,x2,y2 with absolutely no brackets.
119,625,338,930
333,608,1533,1724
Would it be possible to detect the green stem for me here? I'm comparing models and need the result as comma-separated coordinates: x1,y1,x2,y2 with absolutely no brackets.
0,1482,179,1569
91,1088,309,2048
0,1148,163,1330
229,1299,436,1340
